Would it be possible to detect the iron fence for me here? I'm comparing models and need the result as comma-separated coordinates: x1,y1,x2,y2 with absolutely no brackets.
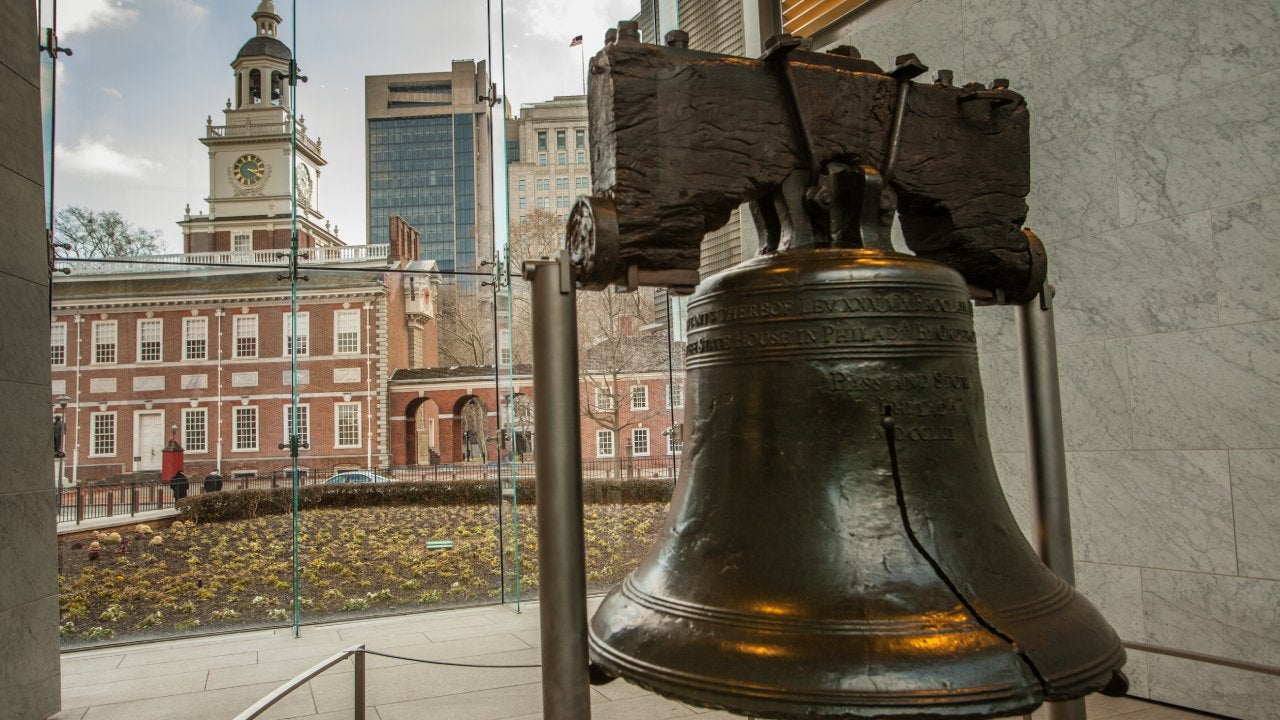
56,455,681,526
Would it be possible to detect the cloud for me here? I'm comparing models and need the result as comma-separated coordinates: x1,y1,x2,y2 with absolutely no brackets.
55,136,161,179
57,0,139,36
161,0,208,22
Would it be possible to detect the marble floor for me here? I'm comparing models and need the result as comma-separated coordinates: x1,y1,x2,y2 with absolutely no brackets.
52,601,1218,720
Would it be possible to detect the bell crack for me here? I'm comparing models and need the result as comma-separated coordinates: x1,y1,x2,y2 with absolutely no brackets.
879,405,1052,694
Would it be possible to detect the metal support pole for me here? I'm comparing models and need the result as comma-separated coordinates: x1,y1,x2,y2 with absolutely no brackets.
353,650,366,720
1016,283,1086,720
525,252,592,720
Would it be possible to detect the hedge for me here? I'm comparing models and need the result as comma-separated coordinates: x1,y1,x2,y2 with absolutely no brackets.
176,477,676,524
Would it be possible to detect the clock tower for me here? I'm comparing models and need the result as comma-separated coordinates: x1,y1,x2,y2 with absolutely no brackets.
180,0,342,254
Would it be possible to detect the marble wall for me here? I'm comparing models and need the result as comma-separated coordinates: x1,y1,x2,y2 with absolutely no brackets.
0,0,61,717
832,1,1280,717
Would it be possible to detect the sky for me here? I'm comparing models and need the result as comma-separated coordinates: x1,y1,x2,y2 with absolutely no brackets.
45,0,638,253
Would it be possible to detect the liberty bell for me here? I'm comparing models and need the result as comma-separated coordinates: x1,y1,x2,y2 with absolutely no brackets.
567,28,1127,720
586,245,1126,718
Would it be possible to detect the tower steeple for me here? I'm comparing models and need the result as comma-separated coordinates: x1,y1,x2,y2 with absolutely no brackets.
232,0,291,110
252,0,281,38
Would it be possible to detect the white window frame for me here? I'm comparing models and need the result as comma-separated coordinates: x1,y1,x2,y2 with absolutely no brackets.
631,385,649,410
668,381,683,409
137,318,163,363
283,311,310,357
334,309,361,354
596,429,615,458
334,402,362,448
631,427,650,456
285,403,310,449
233,314,258,359
233,406,259,452
595,386,615,412
666,426,683,455
92,320,117,365
90,412,116,456
51,322,67,366
183,317,208,361
182,408,208,453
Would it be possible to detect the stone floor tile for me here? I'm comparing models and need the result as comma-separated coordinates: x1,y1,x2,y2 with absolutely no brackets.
374,681,542,720
63,651,256,689
62,668,210,709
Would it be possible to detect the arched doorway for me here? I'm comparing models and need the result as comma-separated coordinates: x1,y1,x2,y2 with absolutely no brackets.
458,396,489,462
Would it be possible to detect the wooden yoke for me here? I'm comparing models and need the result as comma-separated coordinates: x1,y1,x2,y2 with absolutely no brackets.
567,23,1044,304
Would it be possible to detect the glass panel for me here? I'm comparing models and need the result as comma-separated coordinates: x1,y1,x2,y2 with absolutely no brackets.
50,0,687,648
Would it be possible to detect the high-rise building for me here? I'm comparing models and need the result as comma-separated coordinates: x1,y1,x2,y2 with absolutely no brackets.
365,63,494,274
505,95,590,226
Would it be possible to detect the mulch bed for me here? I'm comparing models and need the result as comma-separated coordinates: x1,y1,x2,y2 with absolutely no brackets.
58,503,667,647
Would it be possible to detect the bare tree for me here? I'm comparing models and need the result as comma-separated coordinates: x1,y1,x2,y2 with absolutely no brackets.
578,285,670,478
435,284,496,367
55,206,163,258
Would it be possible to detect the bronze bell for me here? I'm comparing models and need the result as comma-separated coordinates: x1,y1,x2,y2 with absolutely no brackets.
588,247,1126,719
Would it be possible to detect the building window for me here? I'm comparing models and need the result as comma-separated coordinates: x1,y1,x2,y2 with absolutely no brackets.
233,315,258,358
537,152,547,166
183,317,208,360
537,130,547,150
557,151,567,165
556,129,566,150
631,427,650,456
595,387,614,411
283,312,309,356
92,321,117,364
666,425,683,455
575,176,589,190
285,404,310,449
234,406,258,451
137,318,162,363
90,412,116,456
335,402,361,448
668,381,683,408
334,309,360,353
631,385,649,410
517,179,526,192
575,128,585,149
576,150,585,164
51,322,67,366
596,429,615,458
232,232,252,254
183,408,208,453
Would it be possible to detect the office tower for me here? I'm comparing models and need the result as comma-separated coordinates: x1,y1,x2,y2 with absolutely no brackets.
506,95,590,226
365,62,493,273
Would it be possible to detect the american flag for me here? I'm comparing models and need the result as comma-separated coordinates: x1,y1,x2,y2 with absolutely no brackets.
569,35,583,47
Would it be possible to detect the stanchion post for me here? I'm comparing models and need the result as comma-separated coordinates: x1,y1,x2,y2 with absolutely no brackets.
525,252,592,720
1016,283,1087,720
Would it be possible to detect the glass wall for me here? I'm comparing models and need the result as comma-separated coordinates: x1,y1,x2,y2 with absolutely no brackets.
47,0,684,648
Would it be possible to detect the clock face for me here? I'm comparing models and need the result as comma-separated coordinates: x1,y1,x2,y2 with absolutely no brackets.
296,163,313,203
233,154,266,186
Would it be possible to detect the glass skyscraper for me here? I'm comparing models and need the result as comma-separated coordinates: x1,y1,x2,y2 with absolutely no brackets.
365,63,491,273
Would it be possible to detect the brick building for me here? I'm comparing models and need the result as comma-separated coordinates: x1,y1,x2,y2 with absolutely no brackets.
52,219,437,484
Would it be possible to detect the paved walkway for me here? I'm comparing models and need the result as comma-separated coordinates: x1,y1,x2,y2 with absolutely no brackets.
52,600,1217,720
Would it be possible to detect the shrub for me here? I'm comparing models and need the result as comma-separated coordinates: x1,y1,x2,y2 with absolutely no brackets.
177,477,674,524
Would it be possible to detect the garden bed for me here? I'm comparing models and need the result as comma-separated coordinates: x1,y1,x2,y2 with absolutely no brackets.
58,503,667,647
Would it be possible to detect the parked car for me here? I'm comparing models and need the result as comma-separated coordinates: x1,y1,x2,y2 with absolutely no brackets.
323,470,396,485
